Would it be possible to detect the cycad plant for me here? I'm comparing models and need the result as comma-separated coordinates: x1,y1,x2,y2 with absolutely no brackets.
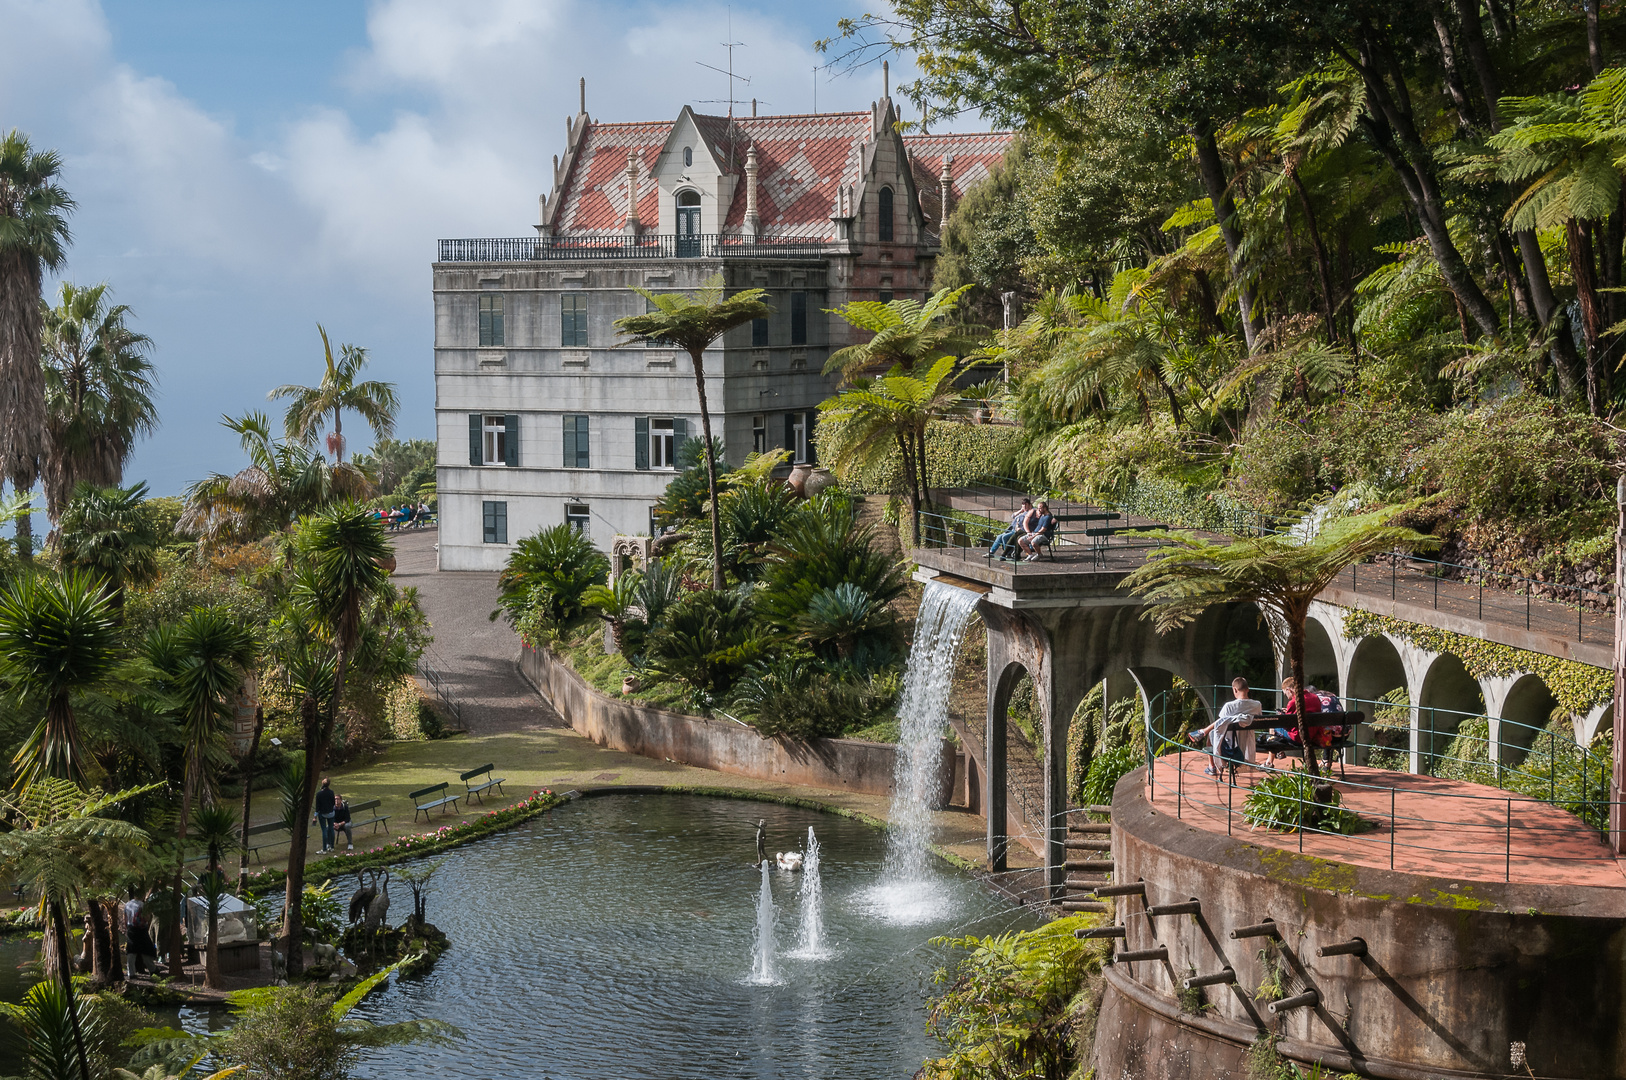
495,523,609,642
643,587,770,707
581,571,642,654
270,325,399,463
1125,505,1435,776
756,494,908,640
39,281,158,519
615,274,770,589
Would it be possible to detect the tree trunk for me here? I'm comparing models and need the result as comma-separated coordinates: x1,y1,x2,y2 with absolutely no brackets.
1430,3,1479,129
898,433,921,547
687,347,725,591
238,707,264,893
1191,127,1261,351
1451,0,1504,131
280,694,322,978
1569,219,1606,415
1288,171,1339,344
1587,0,1604,77
49,900,93,1080
1287,620,1319,779
168,779,194,978
204,857,222,990
85,899,112,985
104,899,122,986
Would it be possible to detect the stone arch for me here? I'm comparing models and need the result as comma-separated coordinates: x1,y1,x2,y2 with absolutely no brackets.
1346,634,1407,708
1416,653,1485,772
1301,615,1340,697
1582,702,1612,746
987,659,1046,859
1496,673,1560,766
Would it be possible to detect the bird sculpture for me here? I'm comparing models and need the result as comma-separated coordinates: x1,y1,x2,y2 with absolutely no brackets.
776,851,803,872
364,871,391,934
348,872,377,926
755,820,767,866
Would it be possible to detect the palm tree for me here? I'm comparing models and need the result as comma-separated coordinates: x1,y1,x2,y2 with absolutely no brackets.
190,803,241,990
822,285,982,383
145,608,258,979
1122,505,1435,776
0,131,74,561
269,325,399,463
278,504,389,976
816,355,964,545
0,572,121,784
56,483,162,612
615,274,770,590
0,778,156,1080
40,282,158,520
179,412,371,544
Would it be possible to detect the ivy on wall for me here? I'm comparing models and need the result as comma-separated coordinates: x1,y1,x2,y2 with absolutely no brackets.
1339,609,1614,714
828,421,1022,494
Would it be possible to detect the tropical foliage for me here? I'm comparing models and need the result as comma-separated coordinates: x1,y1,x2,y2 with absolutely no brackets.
270,325,399,464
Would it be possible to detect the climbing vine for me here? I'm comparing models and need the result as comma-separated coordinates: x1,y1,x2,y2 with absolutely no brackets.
1339,610,1613,714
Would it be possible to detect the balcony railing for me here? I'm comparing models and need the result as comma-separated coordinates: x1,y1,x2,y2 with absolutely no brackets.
437,234,831,262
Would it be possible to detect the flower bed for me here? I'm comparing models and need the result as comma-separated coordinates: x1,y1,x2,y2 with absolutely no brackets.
242,789,565,896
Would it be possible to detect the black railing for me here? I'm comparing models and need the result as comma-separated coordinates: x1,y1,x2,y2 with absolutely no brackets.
437,235,830,262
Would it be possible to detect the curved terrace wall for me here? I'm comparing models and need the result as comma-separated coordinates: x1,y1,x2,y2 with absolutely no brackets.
519,643,952,801
1094,768,1626,1080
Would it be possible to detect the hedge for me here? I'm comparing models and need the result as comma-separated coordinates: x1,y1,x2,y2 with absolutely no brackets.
826,421,1022,495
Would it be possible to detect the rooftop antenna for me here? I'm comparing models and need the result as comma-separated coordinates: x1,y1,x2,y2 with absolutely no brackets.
813,66,818,114
696,9,748,118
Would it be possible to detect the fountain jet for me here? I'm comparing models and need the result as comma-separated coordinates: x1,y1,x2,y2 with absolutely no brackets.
748,858,778,984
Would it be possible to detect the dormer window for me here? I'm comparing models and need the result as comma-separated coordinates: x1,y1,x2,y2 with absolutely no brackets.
878,186,895,242
683,146,693,167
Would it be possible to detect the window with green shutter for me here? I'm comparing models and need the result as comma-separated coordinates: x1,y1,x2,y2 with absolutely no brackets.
504,414,519,466
561,293,588,347
479,295,504,346
563,414,589,468
482,501,508,544
634,416,649,470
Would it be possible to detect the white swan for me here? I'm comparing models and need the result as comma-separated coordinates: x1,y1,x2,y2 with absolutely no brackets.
776,851,804,871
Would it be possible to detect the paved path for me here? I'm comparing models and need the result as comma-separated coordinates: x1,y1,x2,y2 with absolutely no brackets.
244,528,1032,874
1151,751,1625,889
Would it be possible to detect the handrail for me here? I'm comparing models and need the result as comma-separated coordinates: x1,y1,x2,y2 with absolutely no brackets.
937,474,1617,640
416,653,464,728
437,235,831,262
1144,686,1608,834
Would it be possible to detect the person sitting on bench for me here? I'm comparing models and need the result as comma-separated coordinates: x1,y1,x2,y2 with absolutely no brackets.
332,794,354,851
1017,501,1055,561
1271,676,1323,750
990,498,1035,560
1187,676,1264,774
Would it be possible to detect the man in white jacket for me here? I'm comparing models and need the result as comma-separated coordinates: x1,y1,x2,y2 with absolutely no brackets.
1188,677,1264,775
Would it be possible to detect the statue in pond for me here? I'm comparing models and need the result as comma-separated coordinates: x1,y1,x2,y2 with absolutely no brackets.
756,820,767,866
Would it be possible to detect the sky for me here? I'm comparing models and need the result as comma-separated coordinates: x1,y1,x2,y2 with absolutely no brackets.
0,0,965,497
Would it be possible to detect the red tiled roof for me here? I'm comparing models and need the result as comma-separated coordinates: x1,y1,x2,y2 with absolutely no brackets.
904,131,1018,230
552,110,1015,241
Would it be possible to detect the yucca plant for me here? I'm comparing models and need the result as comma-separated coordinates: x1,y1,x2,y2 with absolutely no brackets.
191,803,242,989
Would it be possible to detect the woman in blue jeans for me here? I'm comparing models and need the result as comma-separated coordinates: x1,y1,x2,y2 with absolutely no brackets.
990,499,1035,560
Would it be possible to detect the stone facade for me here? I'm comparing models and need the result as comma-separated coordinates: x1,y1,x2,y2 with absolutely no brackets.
432,92,1014,570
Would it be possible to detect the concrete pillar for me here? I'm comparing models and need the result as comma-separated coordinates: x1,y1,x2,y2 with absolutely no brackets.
984,662,1008,871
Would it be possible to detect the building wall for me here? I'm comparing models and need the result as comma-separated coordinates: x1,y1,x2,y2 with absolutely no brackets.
433,259,841,569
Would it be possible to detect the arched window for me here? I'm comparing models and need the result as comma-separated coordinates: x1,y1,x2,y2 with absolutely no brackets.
676,189,703,256
878,186,895,242
683,146,693,167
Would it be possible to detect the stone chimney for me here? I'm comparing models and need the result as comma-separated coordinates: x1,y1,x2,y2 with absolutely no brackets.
744,143,761,241
623,153,641,236
940,156,954,229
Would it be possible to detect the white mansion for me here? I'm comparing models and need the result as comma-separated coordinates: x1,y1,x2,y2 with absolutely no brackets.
432,81,1012,569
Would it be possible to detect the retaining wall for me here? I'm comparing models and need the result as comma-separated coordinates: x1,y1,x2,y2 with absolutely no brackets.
1093,768,1626,1079
519,644,952,801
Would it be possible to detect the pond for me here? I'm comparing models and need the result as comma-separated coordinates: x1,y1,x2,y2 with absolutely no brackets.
345,793,1039,1079
3,794,1040,1078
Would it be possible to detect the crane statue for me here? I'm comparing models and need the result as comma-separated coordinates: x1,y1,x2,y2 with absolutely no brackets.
364,871,391,935
348,872,376,926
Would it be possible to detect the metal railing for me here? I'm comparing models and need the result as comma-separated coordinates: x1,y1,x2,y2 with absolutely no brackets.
416,654,464,728
437,234,831,262
936,473,1617,641
1140,687,1612,881
914,503,1169,570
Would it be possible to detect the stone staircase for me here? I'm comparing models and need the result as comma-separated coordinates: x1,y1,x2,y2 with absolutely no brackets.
1060,806,1113,914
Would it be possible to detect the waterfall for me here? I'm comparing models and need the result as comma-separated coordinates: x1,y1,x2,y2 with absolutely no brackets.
747,858,778,984
791,826,827,960
869,581,979,924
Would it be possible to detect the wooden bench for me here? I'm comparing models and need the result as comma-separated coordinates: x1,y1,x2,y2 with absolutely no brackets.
460,764,507,804
243,820,292,863
346,798,390,834
1248,711,1365,778
410,782,461,823
992,511,1118,562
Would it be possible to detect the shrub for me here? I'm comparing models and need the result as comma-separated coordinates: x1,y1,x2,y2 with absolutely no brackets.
496,524,609,643
642,586,771,707
218,984,355,1080
1081,740,1143,809
1241,769,1359,834
823,420,1021,495
731,655,901,739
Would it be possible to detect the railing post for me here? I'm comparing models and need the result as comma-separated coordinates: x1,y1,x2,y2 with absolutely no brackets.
1391,558,1396,600
1389,786,1396,870
1506,798,1512,882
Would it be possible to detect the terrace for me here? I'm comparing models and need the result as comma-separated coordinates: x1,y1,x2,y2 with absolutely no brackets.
436,234,833,262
